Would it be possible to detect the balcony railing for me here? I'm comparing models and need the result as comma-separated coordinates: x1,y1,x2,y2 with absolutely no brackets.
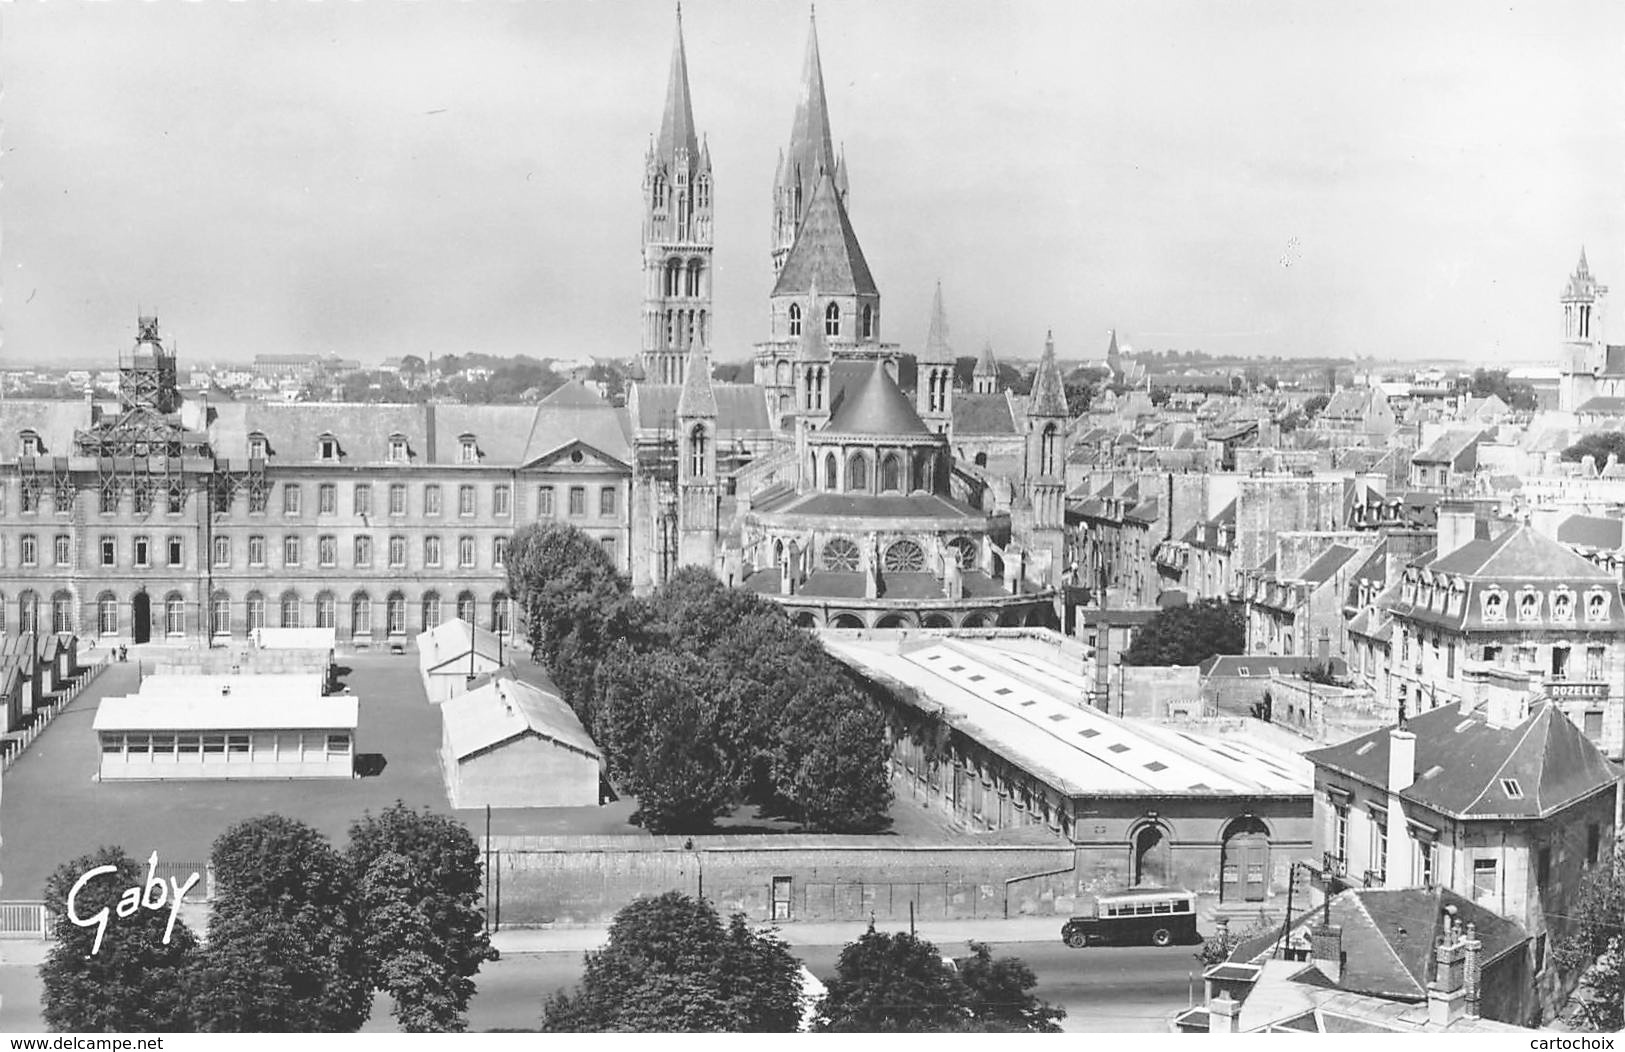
1363,869,1385,888
1322,851,1347,878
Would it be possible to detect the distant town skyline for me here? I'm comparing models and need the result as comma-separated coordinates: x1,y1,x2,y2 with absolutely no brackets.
1,0,1619,368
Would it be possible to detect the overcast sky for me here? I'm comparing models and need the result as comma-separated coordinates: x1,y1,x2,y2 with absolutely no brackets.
2,1,1620,368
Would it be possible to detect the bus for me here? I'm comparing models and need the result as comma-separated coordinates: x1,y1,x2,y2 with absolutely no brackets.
1060,887,1199,948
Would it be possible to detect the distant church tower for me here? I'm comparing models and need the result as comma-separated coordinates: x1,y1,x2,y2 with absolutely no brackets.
1018,331,1070,587
641,7,714,387
918,282,955,434
772,9,844,277
676,344,720,571
1559,247,1609,413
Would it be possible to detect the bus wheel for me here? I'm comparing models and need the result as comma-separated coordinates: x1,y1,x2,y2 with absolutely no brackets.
1065,932,1087,949
1151,928,1172,947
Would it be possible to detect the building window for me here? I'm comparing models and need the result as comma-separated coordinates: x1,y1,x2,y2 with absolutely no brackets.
54,535,71,567
246,592,265,631
248,482,268,515
352,594,372,636
1584,709,1604,741
389,437,408,463
318,483,336,515
788,302,802,337
538,486,555,516
1473,858,1498,899
167,537,183,567
20,535,37,567
249,435,268,459
459,536,475,568
100,480,119,514
1587,592,1609,623
388,536,406,568
569,486,586,516
280,592,301,629
211,595,230,637
283,536,301,567
353,483,372,516
493,484,510,517
862,304,875,339
493,537,508,567
319,436,338,461
1538,846,1551,887
98,595,119,636
212,536,230,567
389,484,406,516
283,485,301,516
492,593,511,635
315,592,336,629
102,537,117,568
460,438,478,464
824,300,840,337
1415,837,1436,886
600,486,616,517
164,595,185,636
1587,824,1602,864
1371,816,1387,880
1586,646,1605,681
1333,803,1348,863
421,593,441,632
17,592,37,634
424,484,442,517
318,535,337,567
424,536,442,568
167,485,185,515
456,592,476,624
132,483,151,515
248,535,266,567
51,592,73,634
600,537,616,565
354,535,373,568
387,593,406,636
20,479,40,513
459,485,475,517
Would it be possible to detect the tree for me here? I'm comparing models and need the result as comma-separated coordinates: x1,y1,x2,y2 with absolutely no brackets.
39,847,199,1032
542,892,802,1032
1462,367,1537,412
347,802,497,1032
399,354,426,382
1122,599,1245,667
1561,432,1625,467
188,815,371,1032
1150,386,1171,406
953,941,1064,1032
1555,847,1623,1032
815,927,969,1032
1302,393,1331,419
772,679,894,832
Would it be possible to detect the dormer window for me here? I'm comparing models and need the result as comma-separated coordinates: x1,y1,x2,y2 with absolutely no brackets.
459,435,478,464
248,433,268,460
1586,590,1610,623
1517,590,1540,624
1551,590,1575,622
388,434,408,463
318,435,339,461
1481,589,1506,624
19,431,39,458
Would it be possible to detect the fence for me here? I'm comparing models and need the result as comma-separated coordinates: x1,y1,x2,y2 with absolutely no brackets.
0,901,56,939
1,653,111,774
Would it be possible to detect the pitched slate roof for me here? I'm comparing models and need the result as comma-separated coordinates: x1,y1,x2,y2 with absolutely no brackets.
922,281,953,363
1412,429,1483,464
654,8,699,165
952,393,1016,435
1298,544,1361,585
1304,699,1617,820
771,172,878,297
825,359,930,436
538,380,606,408
0,400,91,460
677,346,717,418
632,383,773,435
1575,395,1625,415
975,340,999,378
1426,524,1613,581
1556,513,1625,551
754,491,981,521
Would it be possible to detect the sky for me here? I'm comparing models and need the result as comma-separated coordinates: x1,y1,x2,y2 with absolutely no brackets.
0,0,1621,369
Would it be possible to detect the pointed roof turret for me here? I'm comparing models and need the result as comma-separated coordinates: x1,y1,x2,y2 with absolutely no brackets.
826,359,931,436
975,339,999,378
785,8,838,197
677,343,717,418
1578,246,1590,276
1106,328,1121,360
834,143,849,201
656,5,700,164
923,282,953,363
771,172,878,297
699,133,711,170
1029,329,1070,418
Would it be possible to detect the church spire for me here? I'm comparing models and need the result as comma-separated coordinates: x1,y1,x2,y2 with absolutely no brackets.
656,5,699,163
773,7,841,274
924,281,952,363
1029,329,1069,418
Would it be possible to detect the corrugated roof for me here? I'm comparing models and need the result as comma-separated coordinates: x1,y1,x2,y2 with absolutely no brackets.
93,694,359,732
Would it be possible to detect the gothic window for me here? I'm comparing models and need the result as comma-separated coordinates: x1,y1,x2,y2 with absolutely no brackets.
687,259,702,298
788,303,802,337
881,453,902,492
689,425,708,478
666,260,682,297
651,175,666,211
824,452,838,490
822,537,861,572
696,175,709,210
884,541,925,573
1041,424,1059,476
948,536,978,570
847,452,868,492
862,305,875,340
825,301,841,337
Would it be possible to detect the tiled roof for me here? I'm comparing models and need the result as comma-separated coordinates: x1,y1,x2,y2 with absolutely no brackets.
1305,699,1617,820
825,359,930,436
952,393,1016,435
1321,887,1526,1002
771,172,878,297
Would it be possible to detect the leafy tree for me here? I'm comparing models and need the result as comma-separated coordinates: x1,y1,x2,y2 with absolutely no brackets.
399,354,426,381
1122,599,1245,667
1555,847,1623,1032
1195,917,1278,968
1461,367,1537,412
1561,432,1625,467
347,802,497,1031
1302,393,1331,418
953,941,1065,1032
1299,662,1340,686
189,815,370,1032
38,847,199,1032
542,892,801,1032
711,362,751,383
815,927,969,1032
772,680,894,832
1150,386,1171,406
953,356,978,390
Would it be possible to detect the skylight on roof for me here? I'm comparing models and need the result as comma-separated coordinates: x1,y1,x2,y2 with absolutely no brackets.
994,687,1013,696
1501,778,1524,799
1422,765,1443,780
1144,761,1168,773
1108,743,1130,754
1047,713,1068,723
1019,700,1037,708
968,674,985,682
1077,728,1100,738
948,665,965,672
1356,742,1375,756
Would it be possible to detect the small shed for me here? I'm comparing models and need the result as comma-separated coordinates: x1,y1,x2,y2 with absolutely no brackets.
93,694,359,780
439,672,600,808
417,619,507,704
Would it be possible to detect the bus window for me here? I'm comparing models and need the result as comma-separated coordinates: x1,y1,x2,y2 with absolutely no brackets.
1154,902,1172,913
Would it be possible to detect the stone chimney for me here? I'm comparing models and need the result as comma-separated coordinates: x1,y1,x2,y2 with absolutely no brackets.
1208,991,1240,1035
1463,922,1482,1020
1434,500,1479,559
1388,729,1416,792
1461,663,1534,728
1309,923,1344,984
1427,910,1468,1027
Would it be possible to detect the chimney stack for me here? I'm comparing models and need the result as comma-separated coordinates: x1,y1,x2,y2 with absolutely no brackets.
1309,923,1343,984
1463,922,1481,1020
1387,729,1416,793
1208,991,1240,1035
1434,500,1479,559
1427,910,1468,1027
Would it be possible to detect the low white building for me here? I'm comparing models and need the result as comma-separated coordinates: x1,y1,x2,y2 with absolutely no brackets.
133,673,327,704
93,694,359,780
417,619,507,703
439,672,600,808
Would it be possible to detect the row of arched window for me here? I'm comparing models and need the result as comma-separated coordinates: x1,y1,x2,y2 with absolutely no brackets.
786,302,877,340
813,536,978,574
662,257,706,298
808,448,937,494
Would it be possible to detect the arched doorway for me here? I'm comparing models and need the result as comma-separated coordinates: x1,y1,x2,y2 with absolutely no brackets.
131,590,151,644
875,613,912,629
921,614,952,629
1132,822,1172,887
1219,816,1271,903
830,613,864,629
792,612,817,629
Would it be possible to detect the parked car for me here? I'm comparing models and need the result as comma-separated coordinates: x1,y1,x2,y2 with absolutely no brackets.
1061,887,1199,948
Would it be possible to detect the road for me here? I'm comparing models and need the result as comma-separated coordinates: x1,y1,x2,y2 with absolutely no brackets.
378,940,1201,1033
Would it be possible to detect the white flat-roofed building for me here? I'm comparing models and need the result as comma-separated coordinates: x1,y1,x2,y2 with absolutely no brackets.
439,671,601,808
417,619,508,703
134,673,327,703
93,694,359,780
822,630,1315,917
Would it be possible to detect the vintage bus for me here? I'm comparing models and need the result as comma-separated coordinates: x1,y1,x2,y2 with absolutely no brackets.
1060,887,1200,948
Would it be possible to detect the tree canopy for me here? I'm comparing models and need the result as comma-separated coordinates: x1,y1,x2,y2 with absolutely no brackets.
1458,367,1537,412
1122,599,1245,667
1555,847,1623,1032
1561,432,1625,467
542,892,802,1032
